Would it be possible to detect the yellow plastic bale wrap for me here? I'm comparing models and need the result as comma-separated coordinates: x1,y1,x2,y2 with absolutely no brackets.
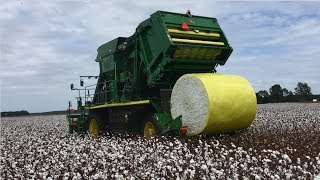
170,73,257,136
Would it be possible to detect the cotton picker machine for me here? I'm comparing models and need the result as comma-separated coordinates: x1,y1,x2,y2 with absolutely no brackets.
67,11,257,138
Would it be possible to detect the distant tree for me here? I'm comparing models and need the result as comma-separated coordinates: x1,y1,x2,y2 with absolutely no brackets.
282,88,290,97
269,84,283,103
294,82,312,101
256,90,269,104
294,82,312,96
282,88,295,102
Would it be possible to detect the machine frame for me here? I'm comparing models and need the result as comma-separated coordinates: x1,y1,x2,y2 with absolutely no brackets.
67,10,233,136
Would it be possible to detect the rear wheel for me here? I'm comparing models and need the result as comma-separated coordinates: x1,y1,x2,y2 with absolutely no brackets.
88,118,99,136
87,113,106,137
144,122,157,138
143,112,159,138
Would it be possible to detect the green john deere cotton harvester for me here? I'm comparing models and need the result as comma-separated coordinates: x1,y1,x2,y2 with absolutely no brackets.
67,11,257,137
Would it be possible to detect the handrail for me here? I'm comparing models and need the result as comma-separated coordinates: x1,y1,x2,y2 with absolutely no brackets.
82,79,122,106
75,70,134,107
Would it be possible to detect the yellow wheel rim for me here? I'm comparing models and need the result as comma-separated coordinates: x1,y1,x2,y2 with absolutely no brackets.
88,118,98,136
144,122,156,138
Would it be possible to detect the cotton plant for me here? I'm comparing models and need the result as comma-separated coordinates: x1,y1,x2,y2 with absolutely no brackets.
1,103,319,179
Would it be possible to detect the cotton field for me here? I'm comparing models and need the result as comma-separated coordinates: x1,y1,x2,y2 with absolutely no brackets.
1,103,320,179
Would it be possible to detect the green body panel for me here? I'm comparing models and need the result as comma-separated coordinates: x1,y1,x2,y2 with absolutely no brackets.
68,11,233,135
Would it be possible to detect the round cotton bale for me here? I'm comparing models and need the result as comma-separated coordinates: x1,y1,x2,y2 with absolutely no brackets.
170,73,257,136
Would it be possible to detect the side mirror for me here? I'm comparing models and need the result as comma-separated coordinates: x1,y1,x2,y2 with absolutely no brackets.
80,79,84,86
68,101,72,107
70,83,74,90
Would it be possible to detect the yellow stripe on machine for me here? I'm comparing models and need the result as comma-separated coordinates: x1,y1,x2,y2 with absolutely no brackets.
89,100,150,109
168,28,220,38
171,38,225,46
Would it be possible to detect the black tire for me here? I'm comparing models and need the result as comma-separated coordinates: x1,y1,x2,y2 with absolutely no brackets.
87,112,107,136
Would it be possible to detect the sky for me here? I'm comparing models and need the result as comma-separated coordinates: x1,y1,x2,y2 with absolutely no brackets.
1,1,319,112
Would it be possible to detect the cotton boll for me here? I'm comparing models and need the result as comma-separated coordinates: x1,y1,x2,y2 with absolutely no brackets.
282,154,292,163
297,158,301,164
306,156,311,160
190,159,195,164
201,164,209,173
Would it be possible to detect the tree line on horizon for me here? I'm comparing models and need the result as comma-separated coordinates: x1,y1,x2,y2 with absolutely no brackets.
1,82,318,117
1,110,67,117
256,82,319,104
1,110,30,117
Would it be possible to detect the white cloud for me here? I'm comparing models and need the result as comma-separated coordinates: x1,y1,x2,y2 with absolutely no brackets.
1,1,319,112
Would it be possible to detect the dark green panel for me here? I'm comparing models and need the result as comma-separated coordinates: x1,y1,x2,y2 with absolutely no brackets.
100,55,115,73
